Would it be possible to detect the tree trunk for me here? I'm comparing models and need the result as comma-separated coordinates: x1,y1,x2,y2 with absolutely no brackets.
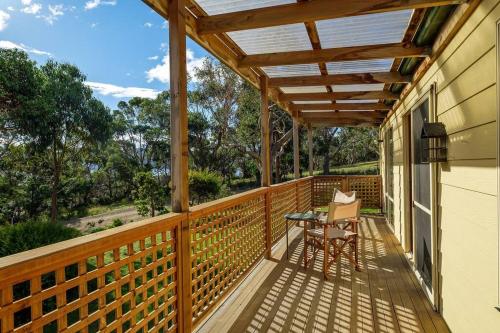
50,166,60,223
255,168,261,187
275,155,281,183
323,153,330,175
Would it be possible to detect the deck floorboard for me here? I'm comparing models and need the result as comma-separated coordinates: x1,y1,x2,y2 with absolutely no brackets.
195,216,450,333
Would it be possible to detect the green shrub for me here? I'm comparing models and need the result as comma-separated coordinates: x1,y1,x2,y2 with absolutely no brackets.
111,218,123,227
133,171,169,217
89,227,106,234
189,170,223,204
0,221,81,257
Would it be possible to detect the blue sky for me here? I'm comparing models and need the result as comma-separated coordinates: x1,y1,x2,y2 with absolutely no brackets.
0,0,211,108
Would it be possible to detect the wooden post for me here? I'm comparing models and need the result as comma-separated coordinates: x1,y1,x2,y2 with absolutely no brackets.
168,0,191,331
260,76,273,259
261,76,271,187
307,124,313,176
293,116,300,179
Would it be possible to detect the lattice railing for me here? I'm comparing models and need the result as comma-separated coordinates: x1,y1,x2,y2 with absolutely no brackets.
0,175,379,333
188,188,267,325
312,175,382,208
0,213,184,333
297,177,313,213
269,181,298,244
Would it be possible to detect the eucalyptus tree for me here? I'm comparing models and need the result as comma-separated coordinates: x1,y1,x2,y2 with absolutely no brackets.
5,58,113,222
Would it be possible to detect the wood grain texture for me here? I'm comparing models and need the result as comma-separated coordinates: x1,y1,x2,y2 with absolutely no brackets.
260,76,271,187
239,43,430,67
294,102,391,111
196,0,465,34
269,72,412,87
281,91,400,101
0,176,384,333
169,0,189,214
194,216,449,333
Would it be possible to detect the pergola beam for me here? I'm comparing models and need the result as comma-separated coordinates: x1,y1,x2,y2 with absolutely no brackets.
197,0,465,34
308,120,382,127
239,43,430,67
281,91,399,101
293,103,391,111
269,72,411,87
301,111,387,120
144,0,292,114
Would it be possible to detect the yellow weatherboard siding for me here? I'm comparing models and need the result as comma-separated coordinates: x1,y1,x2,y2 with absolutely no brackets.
381,0,500,332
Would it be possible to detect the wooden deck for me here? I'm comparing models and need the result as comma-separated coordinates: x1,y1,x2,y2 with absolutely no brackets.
195,216,450,333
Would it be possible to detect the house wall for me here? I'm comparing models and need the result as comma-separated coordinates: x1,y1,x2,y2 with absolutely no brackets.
380,0,500,332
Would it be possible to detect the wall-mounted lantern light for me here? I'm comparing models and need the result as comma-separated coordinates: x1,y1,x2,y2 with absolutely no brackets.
421,122,447,163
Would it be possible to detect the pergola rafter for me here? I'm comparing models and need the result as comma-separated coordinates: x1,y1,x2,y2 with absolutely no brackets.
269,72,412,87
238,43,430,68
144,0,470,127
280,91,400,101
196,0,465,34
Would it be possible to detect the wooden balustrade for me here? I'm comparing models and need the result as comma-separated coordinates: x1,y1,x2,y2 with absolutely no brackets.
0,213,185,333
312,175,382,208
0,175,379,333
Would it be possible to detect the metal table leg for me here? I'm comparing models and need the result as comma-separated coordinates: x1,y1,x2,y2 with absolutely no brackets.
286,219,289,259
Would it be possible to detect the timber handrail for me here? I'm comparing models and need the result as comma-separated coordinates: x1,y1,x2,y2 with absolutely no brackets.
0,212,186,287
0,175,381,333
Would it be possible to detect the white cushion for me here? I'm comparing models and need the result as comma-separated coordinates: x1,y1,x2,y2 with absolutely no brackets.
332,189,356,204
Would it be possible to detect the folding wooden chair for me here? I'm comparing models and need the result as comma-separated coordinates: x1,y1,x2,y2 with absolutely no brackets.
306,200,362,279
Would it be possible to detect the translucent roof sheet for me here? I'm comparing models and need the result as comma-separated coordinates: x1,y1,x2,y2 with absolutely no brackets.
331,84,385,92
262,64,320,78
227,24,312,55
196,0,294,15
327,59,394,74
337,99,379,103
294,101,329,104
316,11,413,48
281,86,327,93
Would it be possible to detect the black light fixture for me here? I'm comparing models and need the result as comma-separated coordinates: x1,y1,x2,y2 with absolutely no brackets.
421,122,447,163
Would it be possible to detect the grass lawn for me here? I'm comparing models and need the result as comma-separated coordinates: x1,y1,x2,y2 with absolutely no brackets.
322,160,379,175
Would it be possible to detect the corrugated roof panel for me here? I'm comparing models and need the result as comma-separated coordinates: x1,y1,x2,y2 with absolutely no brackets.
281,86,327,93
317,10,413,48
336,99,379,103
331,84,385,92
227,23,312,55
293,101,328,104
196,0,294,15
262,64,321,78
327,59,394,74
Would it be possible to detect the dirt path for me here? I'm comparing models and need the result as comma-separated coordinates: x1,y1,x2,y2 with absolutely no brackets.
64,206,145,232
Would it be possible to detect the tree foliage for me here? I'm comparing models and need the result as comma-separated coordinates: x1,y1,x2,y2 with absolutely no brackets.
0,50,379,228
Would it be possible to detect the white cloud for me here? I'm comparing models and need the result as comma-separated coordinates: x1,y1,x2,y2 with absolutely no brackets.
40,4,64,24
144,22,152,28
84,0,117,11
0,11,10,31
21,2,42,14
86,81,161,99
90,22,98,28
21,3,42,14
148,55,158,61
146,49,205,84
0,40,52,56
21,0,32,5
7,6,15,12
48,4,64,16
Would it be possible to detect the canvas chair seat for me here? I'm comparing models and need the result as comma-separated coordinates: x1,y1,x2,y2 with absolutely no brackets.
307,227,356,240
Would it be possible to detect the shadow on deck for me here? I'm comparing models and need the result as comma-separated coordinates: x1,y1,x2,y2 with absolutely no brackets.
195,216,449,333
